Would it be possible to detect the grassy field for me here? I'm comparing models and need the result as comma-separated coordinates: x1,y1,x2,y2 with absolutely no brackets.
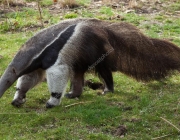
0,0,180,139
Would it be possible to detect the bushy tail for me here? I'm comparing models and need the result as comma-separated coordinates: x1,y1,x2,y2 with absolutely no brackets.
114,27,180,81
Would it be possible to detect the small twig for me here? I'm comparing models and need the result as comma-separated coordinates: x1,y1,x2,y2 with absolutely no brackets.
160,117,180,132
152,117,180,140
65,101,93,108
152,134,173,140
37,1,44,27
6,0,9,8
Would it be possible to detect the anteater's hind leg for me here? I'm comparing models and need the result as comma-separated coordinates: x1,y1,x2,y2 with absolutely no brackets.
65,72,84,98
97,67,114,94
11,69,45,107
46,64,69,108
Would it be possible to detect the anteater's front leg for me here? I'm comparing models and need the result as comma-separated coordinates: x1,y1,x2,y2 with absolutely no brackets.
12,69,45,107
65,72,84,98
46,65,69,108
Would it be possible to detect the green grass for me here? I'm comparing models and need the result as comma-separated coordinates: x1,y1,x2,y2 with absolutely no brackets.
64,12,78,19
100,6,114,16
0,0,180,139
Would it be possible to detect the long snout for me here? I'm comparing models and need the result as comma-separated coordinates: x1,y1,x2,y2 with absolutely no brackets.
0,66,18,97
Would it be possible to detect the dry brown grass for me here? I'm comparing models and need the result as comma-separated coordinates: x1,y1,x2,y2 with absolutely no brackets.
101,0,119,5
0,0,25,7
59,0,80,8
128,0,138,9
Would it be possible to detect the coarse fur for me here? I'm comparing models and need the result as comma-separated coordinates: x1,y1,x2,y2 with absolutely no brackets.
0,18,180,108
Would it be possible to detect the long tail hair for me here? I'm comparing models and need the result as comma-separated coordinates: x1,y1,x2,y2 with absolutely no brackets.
107,22,180,81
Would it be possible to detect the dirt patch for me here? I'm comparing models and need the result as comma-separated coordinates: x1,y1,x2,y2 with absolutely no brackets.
0,0,179,33
1,0,179,16
114,125,127,137
84,80,104,90
0,1,26,14
123,106,133,111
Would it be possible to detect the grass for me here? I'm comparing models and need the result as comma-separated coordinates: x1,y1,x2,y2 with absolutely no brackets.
0,0,180,139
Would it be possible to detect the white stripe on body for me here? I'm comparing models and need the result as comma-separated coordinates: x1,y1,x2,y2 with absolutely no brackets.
31,25,77,62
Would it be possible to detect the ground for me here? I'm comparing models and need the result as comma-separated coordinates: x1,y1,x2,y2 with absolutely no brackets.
0,0,180,139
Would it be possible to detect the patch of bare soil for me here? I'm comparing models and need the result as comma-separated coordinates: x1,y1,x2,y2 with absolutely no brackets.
113,125,127,137
0,0,179,31
1,0,179,32
90,0,179,15
0,1,26,14
1,0,179,17
84,80,104,90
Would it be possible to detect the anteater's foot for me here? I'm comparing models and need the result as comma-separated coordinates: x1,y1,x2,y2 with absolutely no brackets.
11,99,26,107
65,93,80,99
102,88,114,95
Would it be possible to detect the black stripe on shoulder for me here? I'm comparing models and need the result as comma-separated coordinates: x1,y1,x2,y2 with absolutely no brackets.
40,24,76,69
19,24,76,76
